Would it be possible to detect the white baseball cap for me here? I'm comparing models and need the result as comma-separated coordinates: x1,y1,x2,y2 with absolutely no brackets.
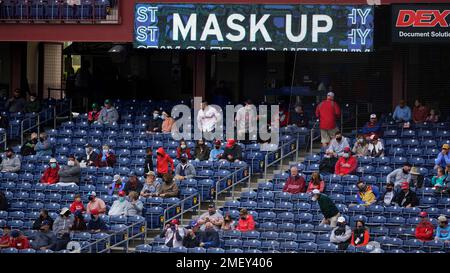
312,189,321,195
327,92,335,98
438,215,447,222
113,174,121,182
370,114,377,119
337,216,346,223
49,158,57,163
60,207,70,215
89,191,97,197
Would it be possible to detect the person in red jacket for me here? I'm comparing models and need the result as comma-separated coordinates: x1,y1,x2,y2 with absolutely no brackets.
95,144,117,168
235,209,255,232
335,147,358,176
0,225,11,248
351,220,370,247
40,158,60,184
88,103,100,124
315,92,341,147
156,147,174,177
415,211,435,242
8,230,30,250
69,194,85,213
283,166,306,194
176,139,192,159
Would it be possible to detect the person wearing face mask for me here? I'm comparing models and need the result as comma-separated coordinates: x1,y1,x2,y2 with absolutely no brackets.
199,222,221,248
143,147,154,174
361,114,383,139
235,208,255,232
183,223,201,248
386,163,412,189
123,172,143,195
394,182,419,208
221,139,242,162
97,99,119,125
209,140,224,162
328,131,350,157
156,147,174,178
156,173,179,198
83,143,98,167
319,148,338,174
5,89,26,113
415,211,434,242
146,109,163,134
367,134,384,158
311,189,340,227
161,111,175,133
196,203,224,231
290,104,308,127
109,174,125,196
435,215,450,242
350,220,370,247
330,216,351,250
87,103,100,124
20,132,38,156
194,139,210,161
40,158,60,184
95,144,117,168
24,93,41,113
334,147,358,176
282,166,306,194
30,220,57,251
160,219,185,248
352,134,369,158
140,171,161,198
35,132,52,156
354,180,379,207
0,148,21,173
86,192,106,215
53,207,74,251
378,182,397,206
176,140,192,159
174,156,196,182
32,209,54,231
393,99,411,123
108,191,130,216
57,155,81,186
221,213,235,231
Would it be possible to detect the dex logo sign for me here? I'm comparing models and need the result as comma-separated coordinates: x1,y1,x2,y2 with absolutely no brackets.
396,10,450,27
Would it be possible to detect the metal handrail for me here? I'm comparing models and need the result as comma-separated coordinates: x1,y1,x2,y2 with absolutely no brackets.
214,165,251,203
309,120,320,156
264,138,298,179
162,192,201,227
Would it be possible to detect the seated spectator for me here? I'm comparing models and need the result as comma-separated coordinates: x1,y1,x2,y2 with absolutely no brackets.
435,215,450,242
412,99,428,124
425,108,439,123
361,114,382,139
156,147,174,178
221,139,242,162
95,144,116,168
355,180,379,207
432,167,447,190
334,147,357,176
30,220,56,251
235,208,255,232
378,182,397,206
0,190,8,211
221,213,235,231
57,155,81,186
392,99,411,123
108,191,129,216
176,139,192,159
40,158,60,185
0,225,11,248
0,114,9,130
410,167,424,189
367,134,384,158
97,99,119,125
306,172,325,193
415,212,434,242
290,104,308,127
196,203,224,231
283,166,306,194
328,131,350,157
386,163,412,189
123,172,143,195
71,211,87,232
24,93,41,113
20,132,38,157
194,139,210,161
160,219,185,248
311,190,340,227
88,103,100,124
5,89,26,113
140,171,161,198
350,220,370,247
146,109,162,134
209,140,224,162
69,194,85,214
352,135,369,157
434,144,450,169
109,175,125,196
394,182,419,208
330,216,351,250
125,191,143,216
87,209,107,233
86,192,106,215
9,230,30,250
161,111,175,133
143,147,154,174
319,148,338,174
197,100,221,133
35,132,52,156
174,156,196,182
0,148,21,173
156,173,179,198
82,143,98,167
53,207,74,251
199,222,220,249
32,209,54,230
183,225,201,248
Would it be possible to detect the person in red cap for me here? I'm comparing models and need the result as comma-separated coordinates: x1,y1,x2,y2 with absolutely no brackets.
156,147,174,177
221,139,242,162
87,209,107,233
160,218,185,248
334,146,358,176
394,182,419,208
415,211,435,242
209,140,224,161
108,190,129,216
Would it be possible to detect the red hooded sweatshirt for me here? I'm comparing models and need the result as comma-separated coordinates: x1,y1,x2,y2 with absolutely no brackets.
335,156,358,176
315,99,341,130
40,164,60,184
415,221,434,241
156,147,174,175
235,215,255,232
9,236,30,249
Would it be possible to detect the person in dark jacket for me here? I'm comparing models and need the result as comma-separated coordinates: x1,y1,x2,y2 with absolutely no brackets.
199,222,220,249
194,139,210,161
30,220,57,251
311,189,340,227
123,173,143,195
282,166,306,194
182,224,201,248
83,143,98,167
20,132,38,157
24,93,41,113
394,182,419,208
95,144,117,168
0,191,8,211
290,104,308,127
350,220,370,247
5,89,26,113
71,210,87,231
32,209,54,230
319,148,338,174
146,110,162,133
58,155,81,186
87,209,107,233
361,114,382,139
143,147,154,174
221,139,242,162
378,182,397,206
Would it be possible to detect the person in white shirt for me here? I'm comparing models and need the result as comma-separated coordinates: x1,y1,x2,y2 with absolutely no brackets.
108,191,129,216
367,134,385,158
197,101,220,133
160,219,185,248
235,100,257,142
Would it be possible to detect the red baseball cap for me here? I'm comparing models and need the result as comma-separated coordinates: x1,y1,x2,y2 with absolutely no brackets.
118,191,126,197
343,147,351,153
419,211,428,218
171,219,180,225
90,209,99,215
401,182,410,190
226,139,236,148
